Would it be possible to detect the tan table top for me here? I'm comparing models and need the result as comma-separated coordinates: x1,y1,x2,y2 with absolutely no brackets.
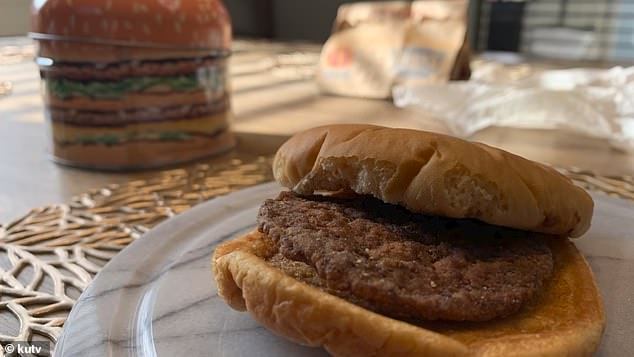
0,39,630,222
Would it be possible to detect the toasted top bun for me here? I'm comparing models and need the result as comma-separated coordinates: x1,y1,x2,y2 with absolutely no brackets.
213,231,605,357
273,124,593,237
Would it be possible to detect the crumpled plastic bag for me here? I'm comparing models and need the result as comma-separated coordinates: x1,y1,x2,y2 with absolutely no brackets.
393,65,634,152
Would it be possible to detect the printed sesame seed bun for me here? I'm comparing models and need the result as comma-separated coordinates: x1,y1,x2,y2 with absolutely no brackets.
31,0,231,61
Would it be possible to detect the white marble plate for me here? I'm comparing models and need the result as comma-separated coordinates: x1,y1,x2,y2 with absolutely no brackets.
56,182,634,356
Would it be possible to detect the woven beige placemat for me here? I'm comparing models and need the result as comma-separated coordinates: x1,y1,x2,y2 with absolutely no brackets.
0,160,631,352
0,156,273,351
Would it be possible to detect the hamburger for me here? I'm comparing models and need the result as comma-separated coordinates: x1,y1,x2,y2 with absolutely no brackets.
30,0,234,169
213,124,605,356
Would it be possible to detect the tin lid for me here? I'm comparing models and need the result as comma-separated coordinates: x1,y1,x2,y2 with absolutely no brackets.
30,0,231,51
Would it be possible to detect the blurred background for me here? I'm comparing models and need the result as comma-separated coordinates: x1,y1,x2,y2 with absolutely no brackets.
2,0,634,62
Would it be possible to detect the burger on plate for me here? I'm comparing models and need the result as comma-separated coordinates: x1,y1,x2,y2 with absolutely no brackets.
213,124,605,356
30,0,234,169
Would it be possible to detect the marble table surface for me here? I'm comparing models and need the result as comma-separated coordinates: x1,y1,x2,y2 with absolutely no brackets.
55,183,634,356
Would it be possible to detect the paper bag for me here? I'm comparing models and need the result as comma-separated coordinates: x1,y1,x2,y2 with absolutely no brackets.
317,0,470,99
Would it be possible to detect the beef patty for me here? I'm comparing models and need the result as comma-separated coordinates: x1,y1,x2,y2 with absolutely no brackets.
257,191,554,322
49,98,228,126
43,56,226,81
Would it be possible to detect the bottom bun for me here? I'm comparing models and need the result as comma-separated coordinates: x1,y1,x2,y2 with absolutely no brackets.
53,130,235,170
212,231,605,357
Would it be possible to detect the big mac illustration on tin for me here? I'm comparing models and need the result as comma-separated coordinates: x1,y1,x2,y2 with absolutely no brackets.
30,0,234,169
